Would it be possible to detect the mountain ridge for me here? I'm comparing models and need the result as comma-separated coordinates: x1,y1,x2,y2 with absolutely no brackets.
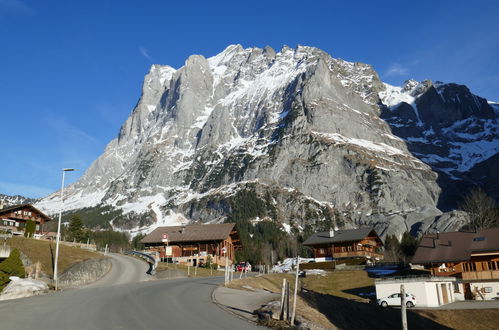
35,44,497,239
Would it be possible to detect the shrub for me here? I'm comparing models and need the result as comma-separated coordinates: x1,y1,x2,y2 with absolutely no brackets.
24,220,36,238
0,248,25,290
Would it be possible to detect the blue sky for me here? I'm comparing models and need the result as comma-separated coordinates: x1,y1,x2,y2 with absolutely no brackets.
1,0,498,198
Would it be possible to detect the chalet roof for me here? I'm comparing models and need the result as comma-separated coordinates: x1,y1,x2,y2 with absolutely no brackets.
303,227,378,246
0,204,51,222
412,227,499,264
140,223,237,244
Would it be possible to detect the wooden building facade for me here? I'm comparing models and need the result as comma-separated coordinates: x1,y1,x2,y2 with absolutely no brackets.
140,223,241,267
412,228,499,300
303,228,384,261
412,228,499,281
0,204,51,234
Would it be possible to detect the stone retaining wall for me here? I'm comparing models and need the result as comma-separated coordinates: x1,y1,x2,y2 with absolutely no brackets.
59,257,111,288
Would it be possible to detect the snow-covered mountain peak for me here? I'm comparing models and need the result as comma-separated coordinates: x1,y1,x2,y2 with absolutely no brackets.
402,79,419,91
36,45,498,240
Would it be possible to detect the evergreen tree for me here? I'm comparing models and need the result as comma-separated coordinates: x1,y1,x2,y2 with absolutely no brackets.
89,230,130,252
67,214,85,242
400,232,419,258
131,233,146,250
24,220,36,238
384,234,402,262
0,248,25,289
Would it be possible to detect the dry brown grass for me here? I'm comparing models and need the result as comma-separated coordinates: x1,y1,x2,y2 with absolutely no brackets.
228,270,374,302
228,274,338,329
7,236,101,276
414,309,499,330
228,272,499,330
156,262,226,277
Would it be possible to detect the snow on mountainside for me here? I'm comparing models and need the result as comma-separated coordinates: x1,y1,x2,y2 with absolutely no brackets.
36,45,497,238
0,194,36,207
379,80,498,178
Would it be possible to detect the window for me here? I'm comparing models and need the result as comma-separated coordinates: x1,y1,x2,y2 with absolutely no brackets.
488,261,498,271
453,282,460,293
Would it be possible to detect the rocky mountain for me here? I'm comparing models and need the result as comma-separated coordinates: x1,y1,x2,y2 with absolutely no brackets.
36,45,498,238
380,81,498,210
0,194,36,207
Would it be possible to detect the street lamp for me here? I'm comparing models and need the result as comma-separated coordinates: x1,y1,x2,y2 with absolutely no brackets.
54,168,75,291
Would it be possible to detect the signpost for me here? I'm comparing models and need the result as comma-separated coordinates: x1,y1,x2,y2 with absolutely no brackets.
222,246,228,285
162,233,169,264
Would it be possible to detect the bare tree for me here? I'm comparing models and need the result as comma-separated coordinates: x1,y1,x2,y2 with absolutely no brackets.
460,188,499,230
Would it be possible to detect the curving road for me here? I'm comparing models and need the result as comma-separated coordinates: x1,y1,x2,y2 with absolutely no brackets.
84,253,151,288
0,254,261,330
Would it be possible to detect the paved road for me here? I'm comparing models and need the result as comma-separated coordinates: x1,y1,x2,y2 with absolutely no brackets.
85,253,151,288
0,254,261,330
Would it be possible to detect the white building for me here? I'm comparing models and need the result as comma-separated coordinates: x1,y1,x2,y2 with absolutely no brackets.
375,276,457,307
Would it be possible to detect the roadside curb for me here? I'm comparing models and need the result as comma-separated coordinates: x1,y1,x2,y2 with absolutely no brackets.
211,285,264,327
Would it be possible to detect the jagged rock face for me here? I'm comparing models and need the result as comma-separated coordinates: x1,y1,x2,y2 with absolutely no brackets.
0,194,36,207
36,45,498,238
379,80,499,209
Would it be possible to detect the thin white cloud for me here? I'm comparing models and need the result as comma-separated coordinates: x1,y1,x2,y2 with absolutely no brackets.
0,0,35,14
139,46,154,62
384,63,410,78
45,115,100,146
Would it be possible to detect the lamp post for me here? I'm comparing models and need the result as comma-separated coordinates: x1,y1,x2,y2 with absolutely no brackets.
54,168,75,291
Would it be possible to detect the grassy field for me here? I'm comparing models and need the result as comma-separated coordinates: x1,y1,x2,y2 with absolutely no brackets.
228,271,499,330
7,236,102,276
156,262,226,277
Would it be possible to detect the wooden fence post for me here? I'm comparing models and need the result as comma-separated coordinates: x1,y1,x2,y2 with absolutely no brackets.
290,256,300,325
280,278,287,320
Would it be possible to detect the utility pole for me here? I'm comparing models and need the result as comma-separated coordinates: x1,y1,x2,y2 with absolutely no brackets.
401,284,408,330
54,168,75,291
290,256,300,325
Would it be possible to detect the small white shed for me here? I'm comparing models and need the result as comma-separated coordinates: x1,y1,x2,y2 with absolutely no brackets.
375,276,457,307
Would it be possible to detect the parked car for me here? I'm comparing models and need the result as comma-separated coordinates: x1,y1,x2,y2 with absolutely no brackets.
236,262,251,272
377,293,417,308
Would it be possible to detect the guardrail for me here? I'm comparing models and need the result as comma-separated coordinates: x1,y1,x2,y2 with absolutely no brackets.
125,250,157,275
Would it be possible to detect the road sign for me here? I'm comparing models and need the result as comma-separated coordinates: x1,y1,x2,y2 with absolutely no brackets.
162,233,169,243
165,246,173,256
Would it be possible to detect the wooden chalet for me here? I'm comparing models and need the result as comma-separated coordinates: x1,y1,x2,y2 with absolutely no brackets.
412,228,499,282
0,204,51,234
140,223,241,267
303,227,384,261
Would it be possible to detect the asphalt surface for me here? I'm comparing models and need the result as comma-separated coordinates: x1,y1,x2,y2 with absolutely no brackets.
0,254,262,330
84,253,151,288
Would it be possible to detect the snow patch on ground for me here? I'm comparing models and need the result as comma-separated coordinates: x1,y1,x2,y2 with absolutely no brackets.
0,277,49,301
271,258,315,273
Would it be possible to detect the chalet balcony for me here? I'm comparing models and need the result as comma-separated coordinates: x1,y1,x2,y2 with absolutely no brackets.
333,250,384,259
434,268,461,276
462,270,499,281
